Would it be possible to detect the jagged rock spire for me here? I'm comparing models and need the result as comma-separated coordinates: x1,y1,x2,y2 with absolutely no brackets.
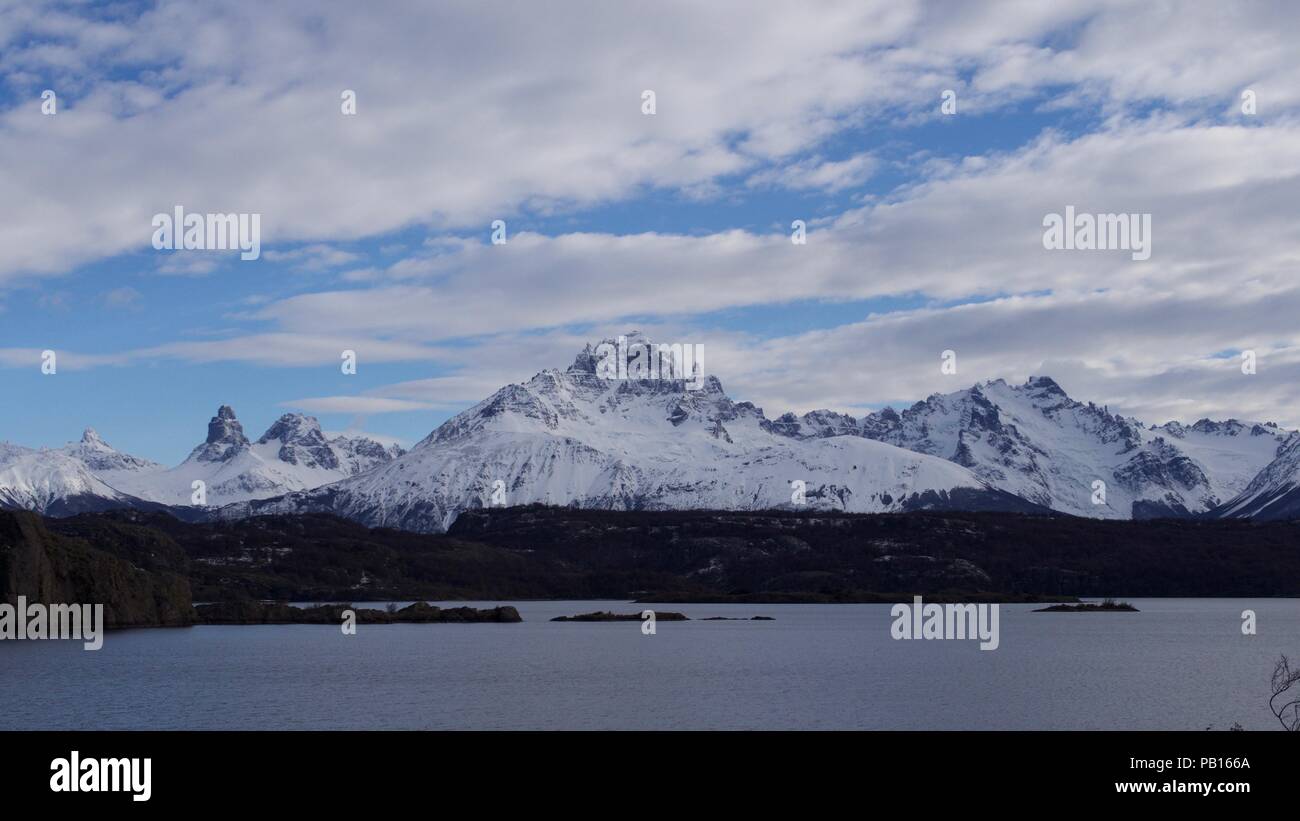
190,405,250,463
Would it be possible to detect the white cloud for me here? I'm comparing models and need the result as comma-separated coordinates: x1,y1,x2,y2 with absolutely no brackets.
0,334,445,370
100,285,140,309
262,244,360,272
8,1,1299,284
243,119,1300,346
698,285,1300,428
746,152,878,192
281,396,434,414
12,113,1295,428
154,251,223,277
0,347,129,370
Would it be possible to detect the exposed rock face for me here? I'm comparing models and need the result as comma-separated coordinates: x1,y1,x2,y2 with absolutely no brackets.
258,413,341,470
0,511,194,627
191,405,250,463
333,436,406,469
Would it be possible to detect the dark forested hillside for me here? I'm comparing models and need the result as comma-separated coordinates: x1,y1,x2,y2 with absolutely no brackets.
32,505,1300,603
1,511,194,626
447,506,1300,599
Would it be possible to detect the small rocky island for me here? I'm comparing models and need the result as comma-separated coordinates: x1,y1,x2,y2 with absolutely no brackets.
552,610,689,622
1034,599,1138,612
196,601,522,624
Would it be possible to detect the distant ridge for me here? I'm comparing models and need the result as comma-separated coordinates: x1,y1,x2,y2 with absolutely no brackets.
2,333,1297,529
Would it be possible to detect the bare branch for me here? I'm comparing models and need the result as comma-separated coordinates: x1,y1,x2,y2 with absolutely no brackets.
1269,655,1300,731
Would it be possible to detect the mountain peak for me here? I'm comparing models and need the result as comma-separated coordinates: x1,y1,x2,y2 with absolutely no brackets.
258,413,325,445
1023,375,1065,395
569,332,709,390
256,413,338,469
206,405,247,444
569,343,600,374
188,405,250,463
62,427,159,473
1189,418,1245,436
570,331,649,372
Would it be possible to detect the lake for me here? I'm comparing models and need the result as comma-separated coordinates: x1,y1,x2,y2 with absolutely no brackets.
2,598,1296,730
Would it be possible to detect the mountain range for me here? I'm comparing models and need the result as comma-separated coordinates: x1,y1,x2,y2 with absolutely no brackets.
3,332,1299,530
0,409,402,514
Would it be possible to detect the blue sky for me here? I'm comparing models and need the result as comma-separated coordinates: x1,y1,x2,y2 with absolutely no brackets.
3,1,1300,464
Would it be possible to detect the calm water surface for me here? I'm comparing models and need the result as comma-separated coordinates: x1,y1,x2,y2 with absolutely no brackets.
2,598,1296,730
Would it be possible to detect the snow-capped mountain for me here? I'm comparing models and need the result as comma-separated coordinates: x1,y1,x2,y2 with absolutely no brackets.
1148,419,1292,508
0,409,404,515
63,428,163,473
1212,431,1300,520
0,441,151,515
99,406,405,506
220,334,1044,532
769,378,1291,519
4,334,1297,526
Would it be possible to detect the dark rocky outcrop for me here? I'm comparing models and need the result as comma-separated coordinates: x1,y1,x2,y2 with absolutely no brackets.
195,600,521,624
0,510,195,627
188,404,250,463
